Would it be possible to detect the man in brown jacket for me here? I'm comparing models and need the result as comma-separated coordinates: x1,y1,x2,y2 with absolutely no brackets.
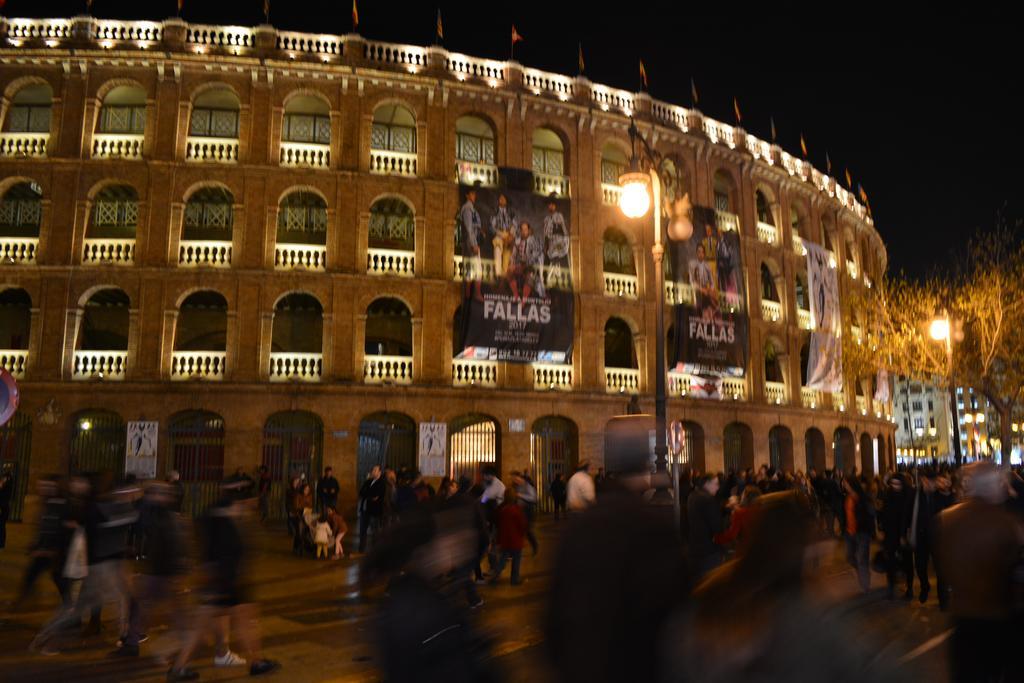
937,461,1024,683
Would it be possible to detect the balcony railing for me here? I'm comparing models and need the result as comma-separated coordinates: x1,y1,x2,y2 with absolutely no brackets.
179,240,232,268
369,149,417,176
275,243,326,271
667,371,746,400
856,395,869,415
280,141,330,169
92,133,144,160
765,380,786,405
269,352,322,382
0,350,28,379
604,272,638,299
533,362,573,391
605,367,640,394
715,209,740,233
364,354,413,385
452,254,498,282
0,237,38,264
722,377,747,400
797,308,813,330
456,161,498,187
0,132,49,158
664,281,694,305
452,358,498,388
171,351,226,381
801,386,822,409
82,238,135,265
601,183,622,207
872,399,886,418
73,350,128,380
534,171,569,197
793,234,807,256
846,259,858,280
761,299,783,323
756,221,777,245
367,247,414,277
831,392,846,412
185,136,238,163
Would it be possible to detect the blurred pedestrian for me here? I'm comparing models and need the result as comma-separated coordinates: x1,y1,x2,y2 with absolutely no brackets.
880,473,912,599
688,474,724,577
0,469,14,549
842,477,872,593
514,472,539,555
490,487,527,586
256,465,272,523
908,468,952,606
15,475,70,608
358,465,385,553
327,506,347,559
550,472,567,521
567,460,595,512
434,475,488,609
317,466,339,512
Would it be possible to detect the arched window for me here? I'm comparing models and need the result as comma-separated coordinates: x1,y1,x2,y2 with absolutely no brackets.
189,88,240,138
723,422,754,473
795,273,809,311
371,104,416,153
368,197,414,252
277,191,327,244
600,143,627,186
175,291,227,351
760,262,780,302
282,95,330,145
756,190,773,225
764,339,784,383
604,318,637,369
531,416,578,511
77,289,130,351
272,293,323,354
3,84,52,133
532,127,564,177
455,115,495,164
0,181,42,237
713,171,733,213
97,85,146,134
88,185,138,239
0,288,31,351
365,298,412,357
183,186,233,241
602,227,634,275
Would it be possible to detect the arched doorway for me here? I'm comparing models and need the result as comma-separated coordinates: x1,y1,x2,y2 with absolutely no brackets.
680,421,706,473
448,414,501,480
357,412,416,488
860,432,875,477
877,433,889,472
769,425,794,472
723,422,754,473
833,427,855,474
805,428,826,472
69,409,126,476
168,410,226,517
0,411,31,521
262,411,324,519
531,416,578,512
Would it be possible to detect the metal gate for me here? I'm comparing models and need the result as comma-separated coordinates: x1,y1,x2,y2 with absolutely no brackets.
263,411,323,519
356,412,416,489
169,411,225,517
530,416,577,513
448,414,499,480
724,425,742,473
69,410,125,476
0,411,31,521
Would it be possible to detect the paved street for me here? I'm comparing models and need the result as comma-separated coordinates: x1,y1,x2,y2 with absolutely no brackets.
0,517,951,682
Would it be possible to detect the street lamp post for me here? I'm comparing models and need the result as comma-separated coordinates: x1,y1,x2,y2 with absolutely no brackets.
618,120,693,498
930,313,963,465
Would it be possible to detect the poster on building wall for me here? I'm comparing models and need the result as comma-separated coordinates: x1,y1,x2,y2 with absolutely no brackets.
668,205,748,396
805,241,844,392
418,422,447,478
125,421,158,480
455,172,574,364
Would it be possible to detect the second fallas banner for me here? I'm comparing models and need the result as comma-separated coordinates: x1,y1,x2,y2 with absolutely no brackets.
455,171,574,364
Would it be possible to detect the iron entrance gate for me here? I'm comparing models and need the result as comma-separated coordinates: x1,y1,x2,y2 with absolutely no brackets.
69,410,125,476
531,416,578,513
263,411,323,519
357,412,416,488
0,411,31,521
169,411,225,517
448,414,499,480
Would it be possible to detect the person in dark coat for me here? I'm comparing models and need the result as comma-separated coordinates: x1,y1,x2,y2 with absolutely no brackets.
688,474,724,577
880,474,912,599
358,465,386,552
317,467,340,512
0,470,13,550
906,468,953,607
549,472,567,521
15,475,70,607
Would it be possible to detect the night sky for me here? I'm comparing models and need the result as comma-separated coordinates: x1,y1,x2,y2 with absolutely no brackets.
7,2,1019,278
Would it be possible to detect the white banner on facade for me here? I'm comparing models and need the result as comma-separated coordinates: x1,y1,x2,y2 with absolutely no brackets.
806,242,843,392
873,368,890,403
418,422,447,478
125,421,158,480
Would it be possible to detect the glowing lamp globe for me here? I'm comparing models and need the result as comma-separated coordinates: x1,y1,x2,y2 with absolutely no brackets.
929,318,950,341
618,172,651,219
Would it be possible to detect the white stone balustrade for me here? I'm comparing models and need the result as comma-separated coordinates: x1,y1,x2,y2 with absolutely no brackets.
765,381,786,404
533,363,573,391
798,309,813,330
363,354,413,385
856,395,869,414
605,368,640,394
722,377,747,400
93,19,162,44
367,248,414,277
715,209,740,232
534,171,569,197
761,299,783,323
452,358,498,388
276,31,343,56
832,392,846,412
872,399,885,417
756,222,778,245
801,387,822,409
793,234,808,256
664,281,694,305
4,17,72,41
604,272,638,299
522,69,574,99
186,24,255,50
82,238,135,265
92,133,144,159
0,237,38,264
185,136,238,163
452,255,497,282
447,54,505,82
73,350,128,380
280,141,330,169
0,132,49,158
601,183,622,206
171,351,226,381
275,243,326,271
370,150,416,176
179,240,232,268
364,41,427,68
456,161,499,187
591,84,634,114
0,350,28,378
269,352,322,382
667,371,745,400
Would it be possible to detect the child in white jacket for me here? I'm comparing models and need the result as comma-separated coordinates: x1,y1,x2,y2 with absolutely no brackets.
314,512,333,559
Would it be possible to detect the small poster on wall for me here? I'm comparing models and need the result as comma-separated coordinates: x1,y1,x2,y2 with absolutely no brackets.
125,421,158,480
418,422,447,478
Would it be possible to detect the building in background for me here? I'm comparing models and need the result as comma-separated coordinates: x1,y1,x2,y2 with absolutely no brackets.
894,379,954,464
